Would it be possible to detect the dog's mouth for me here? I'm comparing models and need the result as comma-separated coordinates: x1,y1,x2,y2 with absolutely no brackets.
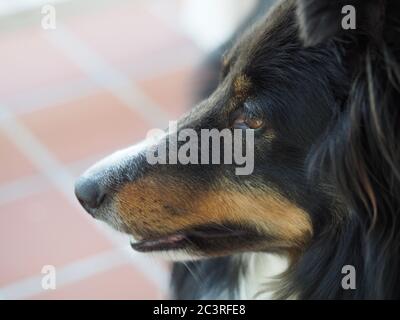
130,233,187,252
130,224,256,253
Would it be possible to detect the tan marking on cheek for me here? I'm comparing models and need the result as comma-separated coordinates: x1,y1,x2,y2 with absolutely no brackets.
115,178,199,237
233,74,252,102
197,191,312,247
115,177,312,248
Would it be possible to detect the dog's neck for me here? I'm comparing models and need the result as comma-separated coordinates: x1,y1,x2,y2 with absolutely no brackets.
170,252,291,300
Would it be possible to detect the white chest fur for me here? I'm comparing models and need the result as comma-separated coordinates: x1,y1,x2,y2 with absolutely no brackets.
237,253,289,299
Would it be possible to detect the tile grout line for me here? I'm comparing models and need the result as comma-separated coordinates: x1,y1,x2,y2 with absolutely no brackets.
0,247,168,299
0,107,75,197
0,149,123,206
43,24,172,128
7,79,99,117
0,175,49,206
0,249,126,299
0,105,169,299
4,46,198,118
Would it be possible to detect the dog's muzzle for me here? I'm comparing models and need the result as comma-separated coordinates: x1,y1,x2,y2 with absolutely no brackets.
74,141,148,218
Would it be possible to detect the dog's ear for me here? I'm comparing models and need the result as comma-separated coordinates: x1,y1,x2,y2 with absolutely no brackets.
296,0,386,46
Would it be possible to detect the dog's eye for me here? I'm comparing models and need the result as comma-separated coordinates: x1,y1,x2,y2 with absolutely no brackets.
231,109,263,130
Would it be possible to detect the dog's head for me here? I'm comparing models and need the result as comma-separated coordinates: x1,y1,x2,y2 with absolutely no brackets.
75,0,398,261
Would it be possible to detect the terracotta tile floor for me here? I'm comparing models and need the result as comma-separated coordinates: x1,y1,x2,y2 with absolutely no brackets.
20,92,152,164
136,67,197,120
0,133,38,184
30,264,165,300
0,27,85,100
0,0,203,299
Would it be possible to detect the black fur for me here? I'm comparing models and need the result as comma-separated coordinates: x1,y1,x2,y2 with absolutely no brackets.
172,257,242,299
172,0,400,299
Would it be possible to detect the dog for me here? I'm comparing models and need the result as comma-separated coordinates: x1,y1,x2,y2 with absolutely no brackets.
75,0,400,299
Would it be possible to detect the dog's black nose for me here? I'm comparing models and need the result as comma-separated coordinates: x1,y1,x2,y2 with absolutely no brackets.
74,177,106,211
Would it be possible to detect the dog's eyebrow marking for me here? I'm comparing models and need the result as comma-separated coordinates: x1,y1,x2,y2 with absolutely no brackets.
233,74,252,102
221,52,234,78
222,48,235,68
222,54,230,69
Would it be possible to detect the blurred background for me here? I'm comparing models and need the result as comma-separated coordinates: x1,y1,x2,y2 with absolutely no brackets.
0,0,261,299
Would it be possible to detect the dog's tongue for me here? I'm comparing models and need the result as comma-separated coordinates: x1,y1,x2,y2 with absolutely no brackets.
130,234,186,252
